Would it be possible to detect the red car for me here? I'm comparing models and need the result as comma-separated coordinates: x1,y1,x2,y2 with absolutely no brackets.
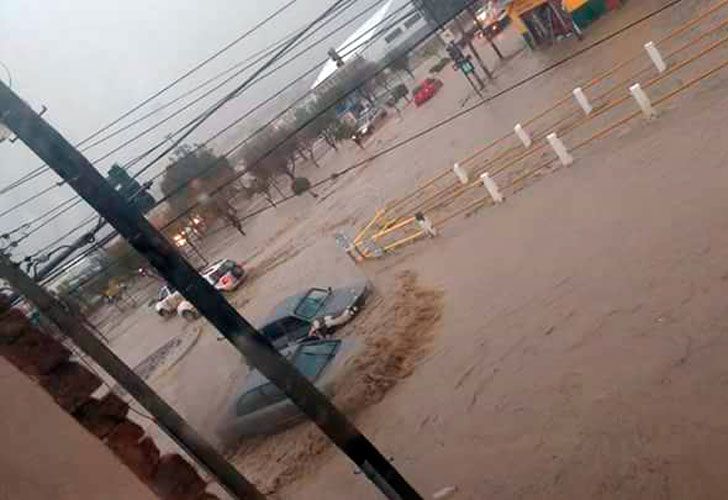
413,78,443,107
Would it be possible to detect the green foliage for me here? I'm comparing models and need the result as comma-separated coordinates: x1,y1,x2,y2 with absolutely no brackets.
389,54,414,78
290,177,312,195
159,145,235,216
429,57,451,74
391,83,410,102
330,121,356,142
237,127,296,182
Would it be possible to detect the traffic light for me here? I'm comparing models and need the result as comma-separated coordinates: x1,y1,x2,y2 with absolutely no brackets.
446,42,465,65
107,164,155,213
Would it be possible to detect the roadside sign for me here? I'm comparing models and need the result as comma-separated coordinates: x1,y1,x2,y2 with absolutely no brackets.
460,60,475,74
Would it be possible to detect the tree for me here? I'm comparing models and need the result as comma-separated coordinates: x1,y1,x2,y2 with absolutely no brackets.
239,127,296,181
159,145,237,221
330,121,356,143
291,176,318,198
389,54,415,79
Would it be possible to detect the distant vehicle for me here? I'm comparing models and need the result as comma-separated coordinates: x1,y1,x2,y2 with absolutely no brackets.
216,338,360,439
413,78,443,107
258,282,369,349
154,285,198,321
154,259,245,321
203,259,245,291
475,2,510,37
351,107,388,141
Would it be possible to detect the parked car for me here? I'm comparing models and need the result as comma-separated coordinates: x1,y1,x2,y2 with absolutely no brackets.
413,78,443,107
216,338,360,439
258,282,369,349
351,107,387,141
154,285,198,320
203,259,245,291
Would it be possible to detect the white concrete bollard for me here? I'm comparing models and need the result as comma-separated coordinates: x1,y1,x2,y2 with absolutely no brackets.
514,123,532,148
546,133,574,166
644,41,667,73
480,172,504,203
572,87,592,115
629,83,657,119
452,163,469,184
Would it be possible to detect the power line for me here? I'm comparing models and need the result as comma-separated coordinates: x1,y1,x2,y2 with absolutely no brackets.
41,0,689,288
77,0,366,153
35,5,444,285
4,0,406,240
127,0,412,181
32,0,414,253
16,0,364,274
0,0,381,225
33,0,511,284
0,0,302,196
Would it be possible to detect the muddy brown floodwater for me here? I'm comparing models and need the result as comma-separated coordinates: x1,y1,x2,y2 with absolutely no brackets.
232,271,443,494
97,1,728,498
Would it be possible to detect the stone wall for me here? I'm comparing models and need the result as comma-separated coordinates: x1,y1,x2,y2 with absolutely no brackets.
0,305,221,500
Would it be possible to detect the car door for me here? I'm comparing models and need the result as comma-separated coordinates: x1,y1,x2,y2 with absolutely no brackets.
278,316,311,344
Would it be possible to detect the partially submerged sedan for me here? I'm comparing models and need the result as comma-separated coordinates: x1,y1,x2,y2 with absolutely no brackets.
258,282,368,348
216,338,358,440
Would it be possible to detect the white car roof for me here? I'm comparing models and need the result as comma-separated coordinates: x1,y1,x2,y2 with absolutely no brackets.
202,259,230,276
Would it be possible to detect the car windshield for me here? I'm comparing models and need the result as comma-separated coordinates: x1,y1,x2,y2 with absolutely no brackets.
294,288,330,319
260,316,310,344
235,340,341,416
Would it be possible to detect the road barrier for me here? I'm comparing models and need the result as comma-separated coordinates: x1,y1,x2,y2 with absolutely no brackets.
347,0,728,260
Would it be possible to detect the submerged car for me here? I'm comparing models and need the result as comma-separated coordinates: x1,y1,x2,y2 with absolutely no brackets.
216,338,359,439
258,282,369,348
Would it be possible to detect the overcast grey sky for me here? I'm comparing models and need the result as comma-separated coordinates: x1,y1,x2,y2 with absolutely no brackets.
0,0,387,258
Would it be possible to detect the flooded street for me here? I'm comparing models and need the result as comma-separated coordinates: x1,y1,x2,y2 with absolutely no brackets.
93,1,728,497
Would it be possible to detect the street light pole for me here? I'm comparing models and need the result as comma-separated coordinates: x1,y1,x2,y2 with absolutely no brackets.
0,80,421,500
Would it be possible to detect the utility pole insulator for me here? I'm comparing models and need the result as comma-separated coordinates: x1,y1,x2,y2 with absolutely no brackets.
327,48,345,67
